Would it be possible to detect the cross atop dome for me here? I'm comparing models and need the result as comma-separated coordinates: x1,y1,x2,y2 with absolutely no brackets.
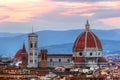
85,20,90,31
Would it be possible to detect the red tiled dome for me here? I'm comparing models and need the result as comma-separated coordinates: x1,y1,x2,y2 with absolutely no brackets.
14,49,27,59
14,43,28,59
73,21,102,52
98,57,107,62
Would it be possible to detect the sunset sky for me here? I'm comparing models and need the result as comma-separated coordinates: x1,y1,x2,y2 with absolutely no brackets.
0,0,120,33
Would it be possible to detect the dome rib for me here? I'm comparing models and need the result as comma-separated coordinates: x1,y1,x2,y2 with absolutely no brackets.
84,31,88,51
90,32,98,49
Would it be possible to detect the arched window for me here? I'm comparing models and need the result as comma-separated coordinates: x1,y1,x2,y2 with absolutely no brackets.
35,60,37,63
98,52,100,55
79,52,82,56
67,59,70,62
30,43,33,48
50,59,52,62
35,52,37,56
30,53,33,56
30,59,33,63
42,54,44,60
35,43,37,48
59,59,61,62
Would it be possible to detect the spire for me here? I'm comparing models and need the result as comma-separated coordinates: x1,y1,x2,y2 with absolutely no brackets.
22,41,26,53
85,19,90,31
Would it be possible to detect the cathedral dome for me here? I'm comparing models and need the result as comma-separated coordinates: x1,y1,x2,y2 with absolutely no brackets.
14,43,28,59
73,20,102,52
14,49,26,59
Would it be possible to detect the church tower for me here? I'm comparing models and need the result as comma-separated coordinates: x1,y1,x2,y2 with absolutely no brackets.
28,32,38,68
40,49,47,68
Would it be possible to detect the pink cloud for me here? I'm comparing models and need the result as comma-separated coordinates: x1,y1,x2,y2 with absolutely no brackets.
0,0,55,22
98,17,120,27
56,1,120,16
80,13,94,17
0,0,119,22
60,7,98,16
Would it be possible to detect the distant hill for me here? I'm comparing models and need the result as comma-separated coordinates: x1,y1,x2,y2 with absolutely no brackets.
39,40,120,56
0,29,120,56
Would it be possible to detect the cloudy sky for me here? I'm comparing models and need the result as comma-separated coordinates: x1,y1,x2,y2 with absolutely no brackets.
0,0,119,33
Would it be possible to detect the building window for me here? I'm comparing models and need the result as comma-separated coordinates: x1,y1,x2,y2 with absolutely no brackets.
59,59,61,62
50,59,52,62
42,54,44,60
67,59,70,62
72,57,75,60
35,52,37,56
35,43,37,48
79,52,82,56
90,53,92,56
30,43,33,48
35,60,37,63
30,59,33,63
22,57,26,60
30,53,33,56
98,53,100,55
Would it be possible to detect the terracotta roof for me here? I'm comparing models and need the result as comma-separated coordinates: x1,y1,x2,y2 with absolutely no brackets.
98,57,107,62
108,62,116,66
30,71,47,76
14,49,24,59
14,43,28,59
74,57,84,63
47,54,72,57
5,67,20,70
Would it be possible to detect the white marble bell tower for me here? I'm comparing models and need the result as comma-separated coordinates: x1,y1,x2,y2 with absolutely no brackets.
28,31,38,68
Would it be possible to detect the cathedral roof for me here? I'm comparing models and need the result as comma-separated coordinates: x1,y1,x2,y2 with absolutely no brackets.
73,20,102,52
14,49,24,59
98,57,107,62
74,57,84,63
14,43,28,59
47,54,72,57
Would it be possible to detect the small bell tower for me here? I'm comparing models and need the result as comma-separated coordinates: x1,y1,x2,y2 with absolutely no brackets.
40,49,47,68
